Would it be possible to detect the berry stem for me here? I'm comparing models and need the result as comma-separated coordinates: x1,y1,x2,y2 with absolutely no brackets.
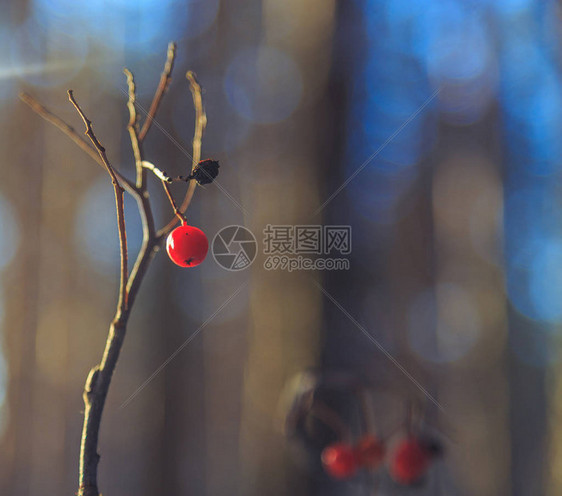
311,400,353,442
142,160,173,183
162,181,188,224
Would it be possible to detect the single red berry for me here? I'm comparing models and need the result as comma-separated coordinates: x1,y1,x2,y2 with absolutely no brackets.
166,224,209,267
355,434,385,470
321,442,358,479
390,437,437,485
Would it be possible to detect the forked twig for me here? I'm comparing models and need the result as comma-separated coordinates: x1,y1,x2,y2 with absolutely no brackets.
19,92,136,194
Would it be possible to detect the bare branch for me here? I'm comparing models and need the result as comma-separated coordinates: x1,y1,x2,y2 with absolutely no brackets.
19,92,137,195
138,41,177,142
68,89,129,311
23,44,211,496
158,71,207,237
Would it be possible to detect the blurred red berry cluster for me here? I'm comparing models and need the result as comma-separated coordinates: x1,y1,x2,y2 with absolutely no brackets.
322,435,440,485
283,371,445,489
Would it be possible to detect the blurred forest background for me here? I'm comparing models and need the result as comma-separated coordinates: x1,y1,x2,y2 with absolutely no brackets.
1,0,562,495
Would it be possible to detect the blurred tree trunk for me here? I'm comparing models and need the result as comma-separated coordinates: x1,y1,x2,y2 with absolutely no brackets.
235,1,336,495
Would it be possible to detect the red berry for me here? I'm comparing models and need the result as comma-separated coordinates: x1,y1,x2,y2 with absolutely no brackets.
355,435,385,469
321,442,358,479
389,437,433,485
166,224,209,267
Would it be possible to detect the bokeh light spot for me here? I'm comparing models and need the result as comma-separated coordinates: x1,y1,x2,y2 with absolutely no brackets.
10,14,88,87
408,284,481,363
224,46,303,124
74,176,143,276
31,0,218,57
491,0,533,15
346,165,418,226
425,12,496,123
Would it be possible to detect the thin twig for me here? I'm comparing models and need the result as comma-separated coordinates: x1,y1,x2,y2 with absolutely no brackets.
180,71,206,210
123,68,145,189
158,71,206,237
68,90,128,311
19,92,137,195
139,41,177,142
